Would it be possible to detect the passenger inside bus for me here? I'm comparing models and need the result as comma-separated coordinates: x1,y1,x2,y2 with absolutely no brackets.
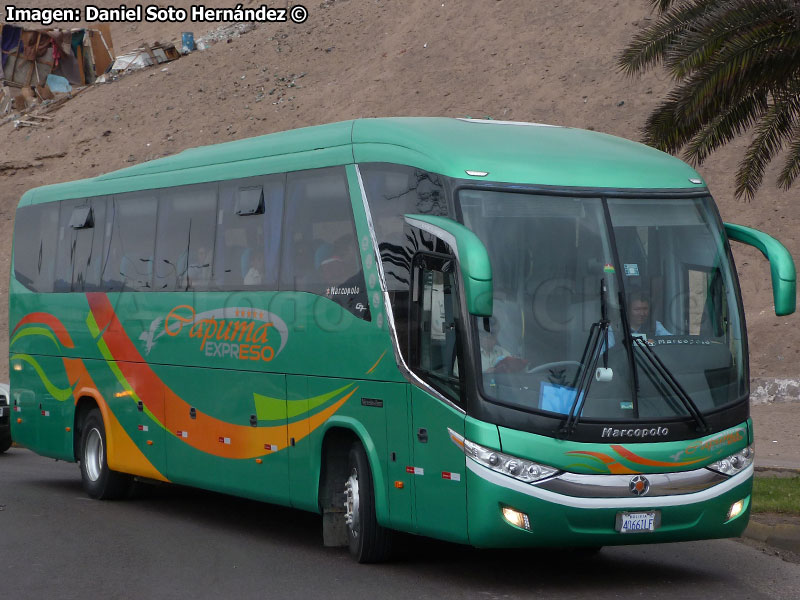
244,251,264,285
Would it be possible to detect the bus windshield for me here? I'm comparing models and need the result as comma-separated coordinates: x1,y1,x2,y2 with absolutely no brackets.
457,189,746,423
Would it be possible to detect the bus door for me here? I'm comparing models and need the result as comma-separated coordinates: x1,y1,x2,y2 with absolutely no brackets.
408,252,468,542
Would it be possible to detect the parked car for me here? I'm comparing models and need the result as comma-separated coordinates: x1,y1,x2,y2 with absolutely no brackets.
0,383,11,453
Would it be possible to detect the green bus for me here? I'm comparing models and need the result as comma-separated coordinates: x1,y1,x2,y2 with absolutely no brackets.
9,117,795,562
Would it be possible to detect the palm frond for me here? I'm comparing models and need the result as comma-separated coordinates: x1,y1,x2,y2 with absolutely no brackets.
666,0,794,78
777,123,800,188
684,92,768,164
618,0,716,76
736,90,800,199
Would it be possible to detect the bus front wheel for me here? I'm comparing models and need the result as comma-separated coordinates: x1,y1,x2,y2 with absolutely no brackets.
343,442,391,563
79,408,133,500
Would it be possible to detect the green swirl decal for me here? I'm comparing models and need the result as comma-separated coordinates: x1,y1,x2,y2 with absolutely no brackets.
10,326,63,351
254,383,355,422
10,353,74,402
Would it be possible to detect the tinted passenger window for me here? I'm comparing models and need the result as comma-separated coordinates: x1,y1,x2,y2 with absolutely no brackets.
280,167,369,320
360,163,449,351
54,197,107,292
102,192,158,291
154,184,217,291
13,202,59,292
360,163,449,291
214,175,284,290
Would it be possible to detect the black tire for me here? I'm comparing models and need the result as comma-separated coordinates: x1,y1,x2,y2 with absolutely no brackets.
0,435,11,453
79,408,133,499
344,442,392,563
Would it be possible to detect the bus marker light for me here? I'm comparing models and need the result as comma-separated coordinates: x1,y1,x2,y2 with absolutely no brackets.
65,427,71,432
465,170,489,177
394,481,404,489
147,440,153,446
502,506,531,531
255,459,263,464
16,418,22,424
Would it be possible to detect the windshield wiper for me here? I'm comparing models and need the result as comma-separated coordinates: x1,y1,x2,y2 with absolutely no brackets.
632,337,710,433
562,280,609,436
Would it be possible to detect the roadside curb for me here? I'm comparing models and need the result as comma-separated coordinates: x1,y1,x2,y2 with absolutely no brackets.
742,520,800,555
755,465,800,476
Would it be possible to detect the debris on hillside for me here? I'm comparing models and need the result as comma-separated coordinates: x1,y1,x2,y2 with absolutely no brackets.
110,41,181,74
195,22,258,49
1,22,114,115
1,20,266,126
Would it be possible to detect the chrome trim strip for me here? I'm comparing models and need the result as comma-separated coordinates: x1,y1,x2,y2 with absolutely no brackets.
354,165,466,414
403,216,461,262
466,458,753,509
538,468,729,498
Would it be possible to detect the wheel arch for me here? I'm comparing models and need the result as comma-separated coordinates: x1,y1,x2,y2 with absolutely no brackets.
73,391,117,465
316,417,390,525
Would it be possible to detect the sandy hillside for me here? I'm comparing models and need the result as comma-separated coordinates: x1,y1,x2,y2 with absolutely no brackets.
1,0,797,381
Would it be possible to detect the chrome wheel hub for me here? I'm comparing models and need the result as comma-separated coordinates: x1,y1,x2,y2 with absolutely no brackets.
85,428,103,482
343,469,360,537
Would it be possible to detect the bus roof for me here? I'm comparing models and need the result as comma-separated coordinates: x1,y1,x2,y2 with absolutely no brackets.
19,117,705,206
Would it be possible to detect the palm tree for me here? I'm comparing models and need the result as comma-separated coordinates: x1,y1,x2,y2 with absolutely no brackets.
619,0,800,199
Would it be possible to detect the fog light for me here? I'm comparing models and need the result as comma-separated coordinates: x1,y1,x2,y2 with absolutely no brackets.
727,499,745,521
501,506,531,531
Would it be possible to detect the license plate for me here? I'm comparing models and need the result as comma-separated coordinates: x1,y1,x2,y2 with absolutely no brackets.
616,511,660,533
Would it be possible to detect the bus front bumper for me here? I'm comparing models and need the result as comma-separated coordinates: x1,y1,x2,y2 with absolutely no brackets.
466,460,753,548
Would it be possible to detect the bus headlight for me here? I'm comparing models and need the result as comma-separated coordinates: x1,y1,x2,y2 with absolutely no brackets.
707,445,754,476
456,434,559,484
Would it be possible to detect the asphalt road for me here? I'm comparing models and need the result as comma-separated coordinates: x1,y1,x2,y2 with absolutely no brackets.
2,448,799,600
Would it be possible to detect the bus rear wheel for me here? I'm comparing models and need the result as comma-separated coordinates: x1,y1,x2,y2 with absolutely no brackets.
79,408,133,499
343,442,391,563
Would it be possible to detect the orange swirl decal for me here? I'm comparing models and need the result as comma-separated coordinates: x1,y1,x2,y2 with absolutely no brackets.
12,312,75,348
86,293,352,459
565,450,638,474
610,445,706,468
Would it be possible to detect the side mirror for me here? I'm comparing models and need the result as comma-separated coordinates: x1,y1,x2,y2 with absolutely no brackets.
725,223,796,316
403,214,493,316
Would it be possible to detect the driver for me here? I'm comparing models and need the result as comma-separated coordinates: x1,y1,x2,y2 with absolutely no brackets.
628,292,671,337
453,317,526,377
479,317,527,373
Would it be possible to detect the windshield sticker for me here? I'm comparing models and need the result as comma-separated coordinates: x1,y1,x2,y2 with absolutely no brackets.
603,263,615,274
654,337,712,345
619,401,633,410
624,263,639,276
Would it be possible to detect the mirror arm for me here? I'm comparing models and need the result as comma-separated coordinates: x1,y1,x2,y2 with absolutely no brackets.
404,215,493,316
725,223,796,316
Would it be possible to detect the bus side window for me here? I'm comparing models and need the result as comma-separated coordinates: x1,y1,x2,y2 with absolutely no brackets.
102,192,158,291
410,253,462,402
214,175,283,290
13,202,59,292
280,167,370,320
154,184,218,291
54,197,107,292
359,163,449,355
